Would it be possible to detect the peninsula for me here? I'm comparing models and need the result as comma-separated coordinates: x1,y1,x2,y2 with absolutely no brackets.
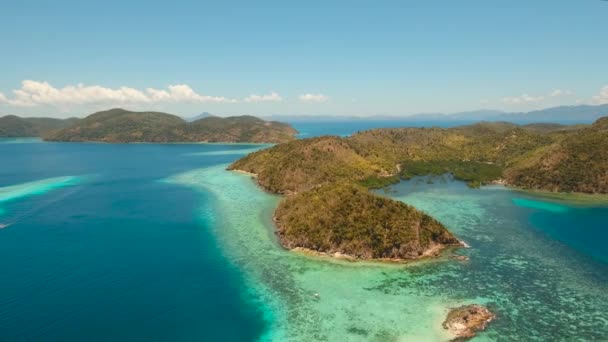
230,117,608,260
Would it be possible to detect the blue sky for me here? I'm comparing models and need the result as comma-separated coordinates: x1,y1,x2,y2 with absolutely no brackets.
1,0,607,118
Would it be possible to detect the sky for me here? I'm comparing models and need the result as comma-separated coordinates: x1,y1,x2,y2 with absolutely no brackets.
0,0,607,118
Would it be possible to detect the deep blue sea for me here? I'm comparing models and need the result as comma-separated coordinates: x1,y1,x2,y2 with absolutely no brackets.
1,120,607,341
0,141,267,341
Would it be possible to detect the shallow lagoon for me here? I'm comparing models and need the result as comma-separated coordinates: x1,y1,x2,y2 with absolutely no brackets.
169,168,608,341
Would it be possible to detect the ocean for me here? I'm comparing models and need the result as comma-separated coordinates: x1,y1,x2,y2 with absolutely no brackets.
0,121,607,341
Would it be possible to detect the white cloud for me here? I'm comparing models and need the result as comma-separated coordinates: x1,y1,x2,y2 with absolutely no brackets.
244,92,282,103
4,80,237,107
502,93,544,104
550,89,573,97
591,85,608,105
0,92,6,103
299,93,329,103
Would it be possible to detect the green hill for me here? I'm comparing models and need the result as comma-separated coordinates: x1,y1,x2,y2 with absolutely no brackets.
233,119,608,194
43,108,298,143
0,115,80,137
232,121,560,191
275,182,459,259
230,118,608,260
505,117,608,193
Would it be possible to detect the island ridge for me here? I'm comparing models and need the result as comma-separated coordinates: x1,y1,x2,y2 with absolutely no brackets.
230,117,608,261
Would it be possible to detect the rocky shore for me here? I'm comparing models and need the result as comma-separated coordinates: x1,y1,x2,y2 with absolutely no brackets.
443,304,495,340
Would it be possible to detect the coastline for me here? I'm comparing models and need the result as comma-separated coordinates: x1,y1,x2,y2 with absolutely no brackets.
289,241,464,266
233,168,465,264
168,165,465,340
41,139,279,145
512,188,608,206
489,180,608,205
231,169,258,177
166,163,608,340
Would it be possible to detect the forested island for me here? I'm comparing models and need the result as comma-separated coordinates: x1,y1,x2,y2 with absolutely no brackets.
0,115,80,137
1,108,298,143
230,117,608,260
44,108,298,143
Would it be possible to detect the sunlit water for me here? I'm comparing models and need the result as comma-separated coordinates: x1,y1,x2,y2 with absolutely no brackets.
1,138,607,341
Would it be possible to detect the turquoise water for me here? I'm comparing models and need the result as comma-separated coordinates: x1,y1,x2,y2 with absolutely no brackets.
512,195,608,264
383,177,608,340
512,197,571,213
1,139,607,340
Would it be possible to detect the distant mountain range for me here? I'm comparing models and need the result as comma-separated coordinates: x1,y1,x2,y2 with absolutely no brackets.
264,104,608,124
186,112,216,122
3,104,607,140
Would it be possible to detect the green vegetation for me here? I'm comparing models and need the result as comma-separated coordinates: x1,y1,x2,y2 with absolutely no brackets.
232,121,557,192
233,119,608,194
400,160,503,188
358,175,401,189
231,136,380,193
231,118,608,259
0,115,80,137
505,117,608,193
275,182,459,259
43,108,297,143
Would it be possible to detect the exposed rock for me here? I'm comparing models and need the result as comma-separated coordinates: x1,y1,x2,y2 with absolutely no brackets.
451,255,470,262
443,304,495,340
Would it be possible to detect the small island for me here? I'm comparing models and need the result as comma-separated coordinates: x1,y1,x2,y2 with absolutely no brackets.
443,304,496,340
230,117,608,260
275,182,460,260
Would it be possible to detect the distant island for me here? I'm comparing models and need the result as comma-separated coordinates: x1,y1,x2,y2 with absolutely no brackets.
230,117,608,260
0,108,298,143
0,115,80,138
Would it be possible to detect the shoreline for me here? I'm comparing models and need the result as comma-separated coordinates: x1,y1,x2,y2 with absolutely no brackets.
289,241,465,265
231,168,467,265
487,180,608,205
231,169,259,177
511,187,608,205
40,139,279,145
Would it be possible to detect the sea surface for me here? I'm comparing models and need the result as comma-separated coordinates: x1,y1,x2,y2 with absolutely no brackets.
1,132,607,341
289,119,474,138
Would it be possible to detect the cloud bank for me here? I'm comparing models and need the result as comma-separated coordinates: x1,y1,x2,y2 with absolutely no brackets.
550,89,573,97
502,93,544,104
502,89,574,105
299,93,329,103
592,85,608,105
244,92,282,103
3,81,237,107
